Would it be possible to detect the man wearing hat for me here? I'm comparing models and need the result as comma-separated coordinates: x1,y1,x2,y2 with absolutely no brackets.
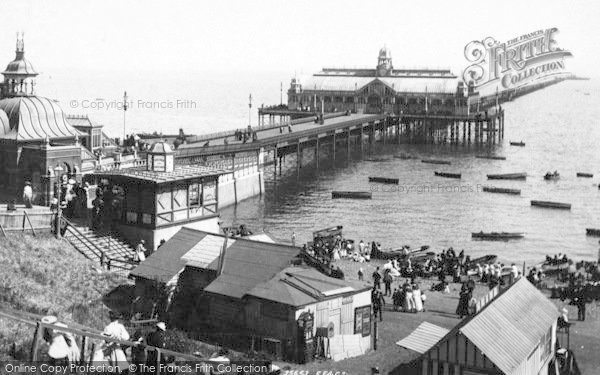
135,240,147,262
146,322,167,372
23,181,33,208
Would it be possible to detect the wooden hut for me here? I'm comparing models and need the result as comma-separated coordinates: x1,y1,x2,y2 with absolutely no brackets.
394,278,559,375
84,142,231,250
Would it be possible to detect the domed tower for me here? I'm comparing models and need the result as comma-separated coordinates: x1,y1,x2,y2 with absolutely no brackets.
2,33,38,98
376,46,393,76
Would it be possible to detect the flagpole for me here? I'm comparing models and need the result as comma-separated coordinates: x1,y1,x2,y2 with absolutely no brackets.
123,91,128,144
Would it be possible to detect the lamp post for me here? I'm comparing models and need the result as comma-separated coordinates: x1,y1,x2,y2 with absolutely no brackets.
54,166,64,238
123,91,129,144
248,93,252,128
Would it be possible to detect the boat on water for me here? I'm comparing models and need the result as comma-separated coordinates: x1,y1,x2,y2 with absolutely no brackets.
576,172,593,178
476,155,507,160
487,173,527,180
394,153,414,160
472,231,524,240
544,171,560,180
586,228,600,237
331,191,372,199
368,176,399,184
434,171,461,179
365,157,390,162
371,245,430,260
482,186,521,195
510,141,525,147
422,159,451,165
530,200,571,210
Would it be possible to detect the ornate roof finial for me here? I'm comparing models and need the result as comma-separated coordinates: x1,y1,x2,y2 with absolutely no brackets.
16,32,24,53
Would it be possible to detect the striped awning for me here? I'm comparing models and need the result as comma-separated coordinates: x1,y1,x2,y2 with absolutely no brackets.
396,322,450,354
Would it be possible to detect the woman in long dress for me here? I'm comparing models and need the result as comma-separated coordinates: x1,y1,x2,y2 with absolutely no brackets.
101,312,130,371
403,284,415,312
412,284,423,312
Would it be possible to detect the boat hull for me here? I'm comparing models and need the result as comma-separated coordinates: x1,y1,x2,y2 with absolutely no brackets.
487,173,527,180
476,155,507,160
576,172,593,178
482,186,521,195
421,159,451,165
332,191,372,199
530,200,571,209
472,232,524,241
510,142,525,147
434,172,461,179
368,176,399,184
586,228,600,237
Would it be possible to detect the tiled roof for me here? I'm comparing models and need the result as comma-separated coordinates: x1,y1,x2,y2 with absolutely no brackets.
0,96,83,141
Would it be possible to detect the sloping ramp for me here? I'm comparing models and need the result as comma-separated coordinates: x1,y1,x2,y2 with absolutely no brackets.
396,321,449,354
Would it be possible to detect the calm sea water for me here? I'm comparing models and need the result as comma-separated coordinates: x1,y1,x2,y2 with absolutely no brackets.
220,80,600,265
41,71,600,264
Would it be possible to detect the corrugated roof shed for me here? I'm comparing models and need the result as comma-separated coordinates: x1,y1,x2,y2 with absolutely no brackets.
459,278,559,374
396,322,450,354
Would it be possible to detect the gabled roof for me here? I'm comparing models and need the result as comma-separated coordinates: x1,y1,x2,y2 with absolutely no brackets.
0,96,83,141
246,267,370,307
421,278,559,374
203,239,300,299
130,227,212,283
297,75,458,94
396,322,450,354
458,278,559,374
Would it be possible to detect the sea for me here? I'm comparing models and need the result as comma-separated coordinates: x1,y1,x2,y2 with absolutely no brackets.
40,70,600,265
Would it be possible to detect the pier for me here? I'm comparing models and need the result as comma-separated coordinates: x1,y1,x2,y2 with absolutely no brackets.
176,108,504,178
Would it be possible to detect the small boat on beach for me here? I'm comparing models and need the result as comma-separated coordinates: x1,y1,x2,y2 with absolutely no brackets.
576,172,593,178
371,245,430,260
331,191,372,199
394,153,415,160
476,155,507,160
586,228,600,237
467,254,498,267
472,231,524,240
482,186,521,195
510,141,525,147
544,171,560,180
487,173,527,180
421,159,451,165
530,200,571,210
434,171,461,179
368,176,399,184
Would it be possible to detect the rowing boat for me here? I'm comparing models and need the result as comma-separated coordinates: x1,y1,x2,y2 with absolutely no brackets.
368,176,399,184
482,186,521,195
371,245,430,260
472,231,524,240
510,141,525,146
530,200,571,209
487,173,527,180
576,172,593,178
476,155,507,160
586,228,600,237
544,172,560,180
434,171,461,179
331,191,372,199
421,159,451,165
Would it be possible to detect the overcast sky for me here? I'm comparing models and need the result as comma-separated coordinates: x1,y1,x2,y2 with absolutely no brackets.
0,0,598,78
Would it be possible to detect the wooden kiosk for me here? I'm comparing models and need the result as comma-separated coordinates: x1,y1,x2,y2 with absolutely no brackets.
84,142,230,250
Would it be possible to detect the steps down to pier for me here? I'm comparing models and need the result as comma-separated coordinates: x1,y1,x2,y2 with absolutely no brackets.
63,220,137,273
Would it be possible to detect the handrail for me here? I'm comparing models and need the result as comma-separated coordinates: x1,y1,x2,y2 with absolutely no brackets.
61,217,106,263
0,223,6,237
23,211,36,236
0,307,209,362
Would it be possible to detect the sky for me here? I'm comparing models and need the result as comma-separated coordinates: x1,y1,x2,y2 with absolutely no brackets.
0,0,598,78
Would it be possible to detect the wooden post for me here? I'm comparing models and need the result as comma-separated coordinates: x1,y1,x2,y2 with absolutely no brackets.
156,349,162,375
296,141,301,176
30,322,42,361
462,121,466,145
468,121,471,144
80,336,87,365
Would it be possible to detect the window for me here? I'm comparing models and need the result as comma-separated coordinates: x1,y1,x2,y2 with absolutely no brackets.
188,183,201,206
354,306,371,337
540,325,552,362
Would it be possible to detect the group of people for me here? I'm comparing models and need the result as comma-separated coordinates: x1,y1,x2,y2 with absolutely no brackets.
42,311,169,373
234,126,258,144
391,281,426,313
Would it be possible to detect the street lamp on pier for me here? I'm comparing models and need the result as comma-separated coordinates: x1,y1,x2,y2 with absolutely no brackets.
53,166,64,238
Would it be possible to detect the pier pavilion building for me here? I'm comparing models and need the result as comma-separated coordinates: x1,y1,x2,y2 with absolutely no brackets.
287,47,466,115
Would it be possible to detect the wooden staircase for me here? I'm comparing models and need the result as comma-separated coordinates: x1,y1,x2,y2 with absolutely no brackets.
62,218,137,273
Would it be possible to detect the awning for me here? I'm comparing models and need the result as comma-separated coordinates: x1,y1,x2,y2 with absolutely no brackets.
396,322,450,354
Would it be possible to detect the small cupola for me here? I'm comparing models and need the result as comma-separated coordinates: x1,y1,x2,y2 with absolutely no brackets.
146,141,175,172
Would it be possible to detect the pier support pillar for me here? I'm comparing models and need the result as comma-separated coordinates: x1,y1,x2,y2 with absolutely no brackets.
332,132,336,160
296,141,301,176
315,138,319,169
347,127,351,155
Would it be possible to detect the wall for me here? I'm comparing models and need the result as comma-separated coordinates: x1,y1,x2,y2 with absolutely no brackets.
218,169,264,208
